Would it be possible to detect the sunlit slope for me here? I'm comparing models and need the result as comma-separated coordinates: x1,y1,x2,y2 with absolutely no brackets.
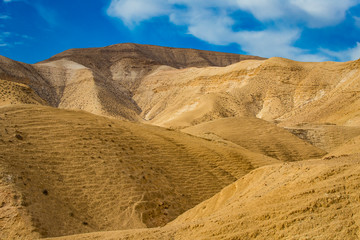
55,156,360,240
0,104,277,239
42,43,264,92
182,117,326,161
34,59,141,121
324,134,360,158
135,57,360,128
0,44,263,121
286,123,360,152
0,79,47,106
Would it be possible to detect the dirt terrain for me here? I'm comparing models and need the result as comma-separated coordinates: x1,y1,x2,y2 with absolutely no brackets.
0,43,360,239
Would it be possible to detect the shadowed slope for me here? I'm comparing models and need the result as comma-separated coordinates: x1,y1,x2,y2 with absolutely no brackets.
0,80,47,106
54,156,360,240
182,117,326,161
0,44,264,121
42,43,265,92
0,104,277,239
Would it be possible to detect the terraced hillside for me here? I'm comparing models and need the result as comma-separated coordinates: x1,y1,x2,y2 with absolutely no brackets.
54,156,360,240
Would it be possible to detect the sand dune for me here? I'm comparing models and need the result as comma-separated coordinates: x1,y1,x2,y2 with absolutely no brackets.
182,117,326,162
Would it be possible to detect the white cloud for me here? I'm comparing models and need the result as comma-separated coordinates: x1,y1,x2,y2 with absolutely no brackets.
108,0,359,28
321,43,360,61
107,0,360,61
107,0,171,27
234,0,359,27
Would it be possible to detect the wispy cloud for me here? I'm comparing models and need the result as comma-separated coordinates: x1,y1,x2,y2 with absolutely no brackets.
0,15,11,20
107,0,360,61
0,31,32,48
0,32,10,47
354,16,360,28
33,3,59,27
321,43,360,61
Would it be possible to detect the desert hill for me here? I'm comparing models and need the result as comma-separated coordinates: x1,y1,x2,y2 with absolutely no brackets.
285,123,360,152
0,104,280,239
182,117,326,162
49,156,360,240
0,44,263,121
0,43,360,239
2,45,360,129
324,134,360,158
0,79,47,106
135,57,360,129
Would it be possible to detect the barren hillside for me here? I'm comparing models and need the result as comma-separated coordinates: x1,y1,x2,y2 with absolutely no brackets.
49,156,360,240
0,44,263,120
182,117,326,161
0,104,278,239
135,57,360,129
0,44,360,239
0,80,47,106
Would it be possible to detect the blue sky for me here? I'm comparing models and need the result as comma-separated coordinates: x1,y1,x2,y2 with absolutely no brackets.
1,0,360,63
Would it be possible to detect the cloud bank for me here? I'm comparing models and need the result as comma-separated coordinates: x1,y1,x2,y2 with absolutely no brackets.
107,0,360,61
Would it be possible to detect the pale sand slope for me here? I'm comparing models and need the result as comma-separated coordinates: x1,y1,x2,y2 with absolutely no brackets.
135,57,360,128
0,104,279,239
52,156,360,240
182,117,326,162
0,44,263,121
42,43,264,93
0,79,47,106
0,55,141,121
34,59,141,121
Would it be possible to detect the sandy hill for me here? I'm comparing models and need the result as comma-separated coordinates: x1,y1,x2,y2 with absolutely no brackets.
0,44,263,121
182,117,326,161
0,104,280,239
135,57,360,129
0,79,47,106
50,156,360,240
1,45,360,129
1,44,360,239
285,123,360,152
324,134,360,158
